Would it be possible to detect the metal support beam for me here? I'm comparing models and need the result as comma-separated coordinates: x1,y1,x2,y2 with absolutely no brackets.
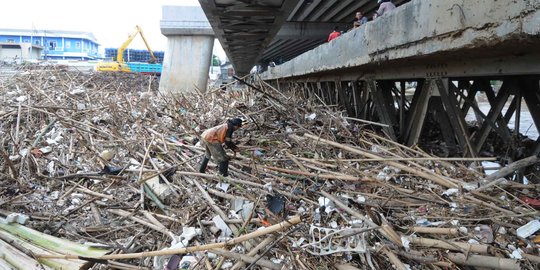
473,80,513,153
438,79,476,156
369,80,397,140
404,80,430,146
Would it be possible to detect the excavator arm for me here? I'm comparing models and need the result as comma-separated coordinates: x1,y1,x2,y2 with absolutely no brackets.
117,25,157,64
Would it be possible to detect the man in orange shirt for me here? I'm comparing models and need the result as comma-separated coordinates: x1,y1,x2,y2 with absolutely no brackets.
199,118,243,176
328,26,341,42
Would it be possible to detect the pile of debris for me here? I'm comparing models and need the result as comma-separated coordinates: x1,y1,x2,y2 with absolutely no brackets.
0,65,539,270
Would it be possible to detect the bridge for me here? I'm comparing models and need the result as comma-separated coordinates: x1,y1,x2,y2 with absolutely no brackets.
159,0,540,162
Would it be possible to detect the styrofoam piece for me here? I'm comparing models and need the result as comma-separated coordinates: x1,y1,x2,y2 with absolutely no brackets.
516,219,540,238
5,213,29,225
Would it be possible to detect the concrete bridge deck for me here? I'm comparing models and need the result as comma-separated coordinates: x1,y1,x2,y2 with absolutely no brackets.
255,0,540,161
261,0,540,80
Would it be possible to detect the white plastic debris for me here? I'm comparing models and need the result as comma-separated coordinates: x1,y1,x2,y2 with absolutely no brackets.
415,218,445,227
516,219,540,238
221,262,233,268
231,198,245,212
153,227,202,269
39,146,53,154
442,188,459,196
178,255,198,269
98,149,114,161
305,113,317,120
16,96,28,102
49,191,60,200
241,202,254,220
175,227,202,247
462,183,478,191
481,161,501,175
216,182,230,192
212,215,233,237
318,197,335,213
376,171,390,181
468,239,480,244
70,87,86,95
263,182,273,193
4,213,30,225
292,237,306,248
473,224,493,243
401,236,410,250
510,248,523,259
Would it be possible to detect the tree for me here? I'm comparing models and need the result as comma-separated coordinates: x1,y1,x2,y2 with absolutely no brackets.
212,54,221,66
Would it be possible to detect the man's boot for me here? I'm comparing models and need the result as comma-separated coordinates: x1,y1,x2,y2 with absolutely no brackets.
218,160,229,177
199,157,210,173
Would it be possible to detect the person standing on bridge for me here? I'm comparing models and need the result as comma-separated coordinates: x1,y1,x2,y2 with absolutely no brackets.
328,26,341,42
374,0,396,19
355,11,369,26
198,118,243,177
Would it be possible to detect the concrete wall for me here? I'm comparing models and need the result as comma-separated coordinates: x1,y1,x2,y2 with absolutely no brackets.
159,36,214,94
159,5,215,95
261,0,540,80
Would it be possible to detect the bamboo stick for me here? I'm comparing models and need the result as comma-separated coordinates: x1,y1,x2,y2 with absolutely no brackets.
75,187,114,200
230,236,275,270
108,209,166,235
261,165,361,181
335,264,362,270
37,216,301,260
410,227,459,235
305,133,460,188
380,246,407,270
320,191,401,247
210,249,282,270
445,253,520,270
484,155,539,181
408,237,490,254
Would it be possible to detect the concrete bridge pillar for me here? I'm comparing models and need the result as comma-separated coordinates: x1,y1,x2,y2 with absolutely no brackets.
159,6,214,95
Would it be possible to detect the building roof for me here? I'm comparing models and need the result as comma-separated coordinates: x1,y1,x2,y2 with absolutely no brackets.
0,28,99,44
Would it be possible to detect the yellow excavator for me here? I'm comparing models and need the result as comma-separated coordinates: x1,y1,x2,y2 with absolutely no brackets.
96,25,159,73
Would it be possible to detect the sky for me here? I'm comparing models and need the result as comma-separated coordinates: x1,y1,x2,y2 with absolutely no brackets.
0,0,227,60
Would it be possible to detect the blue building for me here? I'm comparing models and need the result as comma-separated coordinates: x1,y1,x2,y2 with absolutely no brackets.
0,28,99,60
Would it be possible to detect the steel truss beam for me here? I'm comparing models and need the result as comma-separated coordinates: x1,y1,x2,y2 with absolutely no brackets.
275,76,540,159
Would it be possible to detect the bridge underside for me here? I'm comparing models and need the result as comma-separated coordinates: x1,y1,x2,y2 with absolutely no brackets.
259,0,540,163
199,0,412,75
